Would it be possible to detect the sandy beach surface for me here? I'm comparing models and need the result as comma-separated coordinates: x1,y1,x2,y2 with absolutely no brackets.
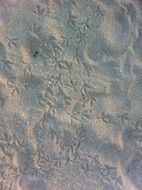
0,0,142,189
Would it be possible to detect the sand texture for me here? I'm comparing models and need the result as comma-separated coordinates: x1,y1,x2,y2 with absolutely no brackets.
0,0,142,189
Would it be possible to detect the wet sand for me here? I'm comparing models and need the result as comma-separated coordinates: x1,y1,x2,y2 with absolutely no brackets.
0,0,142,189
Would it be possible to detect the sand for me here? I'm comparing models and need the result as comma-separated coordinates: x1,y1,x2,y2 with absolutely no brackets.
0,0,142,189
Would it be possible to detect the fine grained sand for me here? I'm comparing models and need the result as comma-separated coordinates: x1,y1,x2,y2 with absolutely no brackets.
0,0,142,189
